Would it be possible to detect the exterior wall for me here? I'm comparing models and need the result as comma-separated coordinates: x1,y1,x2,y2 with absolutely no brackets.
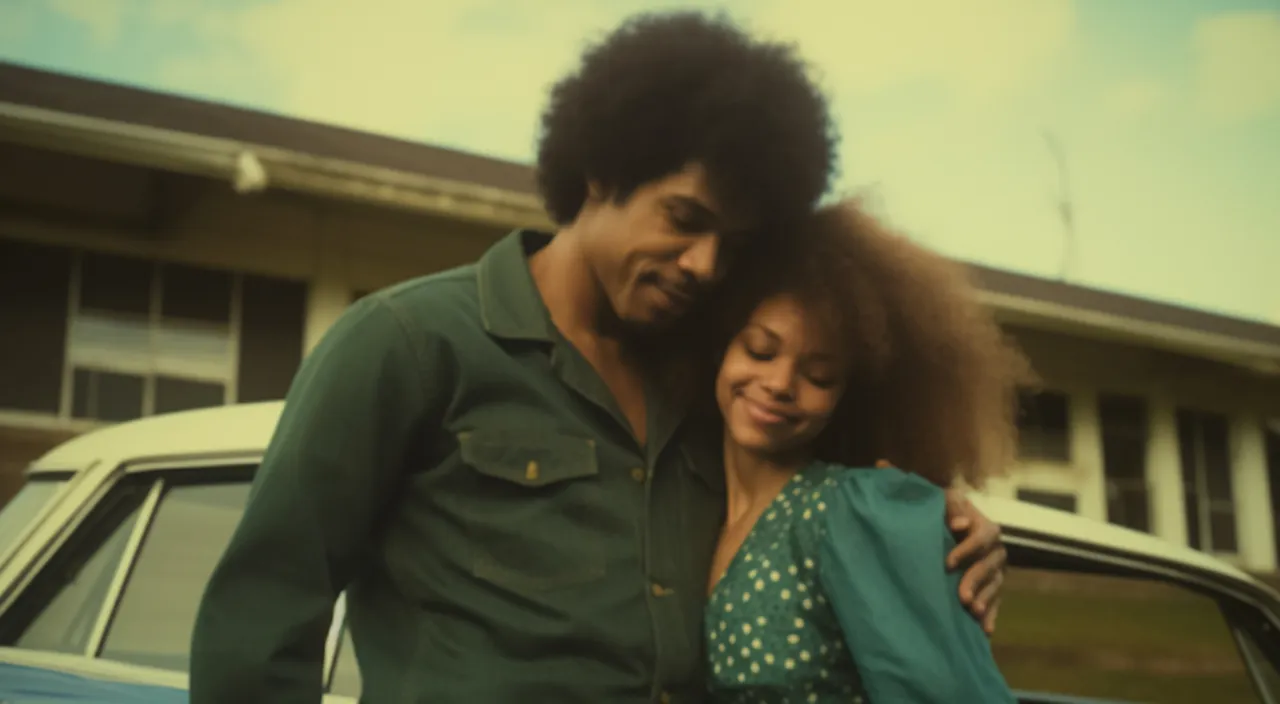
0,156,504,500
998,326,1280,573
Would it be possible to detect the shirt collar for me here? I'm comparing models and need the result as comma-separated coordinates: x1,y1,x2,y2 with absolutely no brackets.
476,229,556,342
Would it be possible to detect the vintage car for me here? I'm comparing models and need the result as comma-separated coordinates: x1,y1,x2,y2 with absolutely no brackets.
0,402,1277,703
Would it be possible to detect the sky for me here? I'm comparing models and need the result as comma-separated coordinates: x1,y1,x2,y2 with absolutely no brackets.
2,0,1279,324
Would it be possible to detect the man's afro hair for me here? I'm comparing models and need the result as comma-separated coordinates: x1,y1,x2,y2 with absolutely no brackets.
536,11,838,230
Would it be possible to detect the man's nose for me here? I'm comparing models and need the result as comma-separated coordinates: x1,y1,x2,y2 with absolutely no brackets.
677,235,720,284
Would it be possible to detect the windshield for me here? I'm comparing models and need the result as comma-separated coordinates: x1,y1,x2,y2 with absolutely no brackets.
0,478,66,562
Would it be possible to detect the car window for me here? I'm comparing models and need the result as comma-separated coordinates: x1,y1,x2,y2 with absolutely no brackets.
10,490,146,655
99,481,252,671
993,567,1262,704
330,624,362,697
0,477,67,562
1239,629,1280,702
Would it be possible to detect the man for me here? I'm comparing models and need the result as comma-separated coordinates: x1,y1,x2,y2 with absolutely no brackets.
190,11,1005,704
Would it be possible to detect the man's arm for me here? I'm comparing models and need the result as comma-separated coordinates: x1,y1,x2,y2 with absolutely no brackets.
190,296,438,704
944,489,1006,635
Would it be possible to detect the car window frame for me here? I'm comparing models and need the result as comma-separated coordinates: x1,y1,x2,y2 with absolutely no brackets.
0,454,353,694
0,470,79,573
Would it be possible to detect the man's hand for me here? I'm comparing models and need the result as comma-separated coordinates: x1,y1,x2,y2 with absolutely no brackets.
944,488,1006,635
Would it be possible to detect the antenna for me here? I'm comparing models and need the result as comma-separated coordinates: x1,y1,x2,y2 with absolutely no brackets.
1043,131,1076,281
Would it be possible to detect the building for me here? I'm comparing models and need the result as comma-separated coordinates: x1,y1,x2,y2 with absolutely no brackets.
2,62,1279,573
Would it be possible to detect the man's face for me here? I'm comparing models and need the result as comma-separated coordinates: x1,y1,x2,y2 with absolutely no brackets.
577,163,753,329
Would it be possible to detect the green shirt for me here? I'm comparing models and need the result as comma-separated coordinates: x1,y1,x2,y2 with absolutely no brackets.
190,231,726,704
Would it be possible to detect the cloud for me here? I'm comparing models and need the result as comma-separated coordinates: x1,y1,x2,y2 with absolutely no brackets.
1192,11,1280,123
753,0,1076,104
1100,79,1168,124
152,0,743,161
47,0,129,46
150,0,1077,162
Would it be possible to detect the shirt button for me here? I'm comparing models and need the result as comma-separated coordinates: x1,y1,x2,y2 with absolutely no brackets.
630,467,647,483
659,693,672,704
651,582,673,597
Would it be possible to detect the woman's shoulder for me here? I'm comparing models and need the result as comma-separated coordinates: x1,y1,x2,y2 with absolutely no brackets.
803,461,944,501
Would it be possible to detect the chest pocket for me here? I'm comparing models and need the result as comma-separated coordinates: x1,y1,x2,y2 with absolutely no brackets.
458,430,606,591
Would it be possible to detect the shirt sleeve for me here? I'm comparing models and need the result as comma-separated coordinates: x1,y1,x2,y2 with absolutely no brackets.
190,295,441,704
816,467,1017,704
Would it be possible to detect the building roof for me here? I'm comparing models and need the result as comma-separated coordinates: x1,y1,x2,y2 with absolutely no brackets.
1,60,1277,370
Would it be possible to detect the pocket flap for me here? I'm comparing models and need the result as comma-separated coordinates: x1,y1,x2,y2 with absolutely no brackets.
458,430,599,487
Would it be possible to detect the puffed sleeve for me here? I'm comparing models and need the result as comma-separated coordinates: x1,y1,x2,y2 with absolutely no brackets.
817,467,1016,703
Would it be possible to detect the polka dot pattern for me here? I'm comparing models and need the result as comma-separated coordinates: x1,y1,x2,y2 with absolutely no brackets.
707,467,867,703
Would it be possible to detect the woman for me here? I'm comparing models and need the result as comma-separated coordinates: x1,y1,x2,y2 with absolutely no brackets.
699,199,1029,702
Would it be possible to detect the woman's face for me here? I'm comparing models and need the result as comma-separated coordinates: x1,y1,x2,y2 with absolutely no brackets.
716,293,847,458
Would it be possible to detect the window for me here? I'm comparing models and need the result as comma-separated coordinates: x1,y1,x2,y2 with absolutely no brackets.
330,623,362,697
0,238,71,413
1,483,151,654
0,476,68,565
237,274,307,403
69,253,234,421
1099,394,1151,532
1016,389,1071,462
0,240,308,419
0,466,354,696
98,481,252,670
1178,409,1237,553
1016,488,1077,513
993,567,1263,703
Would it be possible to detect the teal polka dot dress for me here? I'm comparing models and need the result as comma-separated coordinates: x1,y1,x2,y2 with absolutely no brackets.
705,463,1017,704
706,465,867,703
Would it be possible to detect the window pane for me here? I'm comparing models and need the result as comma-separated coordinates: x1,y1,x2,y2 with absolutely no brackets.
1016,390,1072,461
71,369,144,422
330,625,362,697
237,274,306,403
0,479,64,562
1238,628,1280,701
1202,413,1232,501
1210,507,1239,553
1016,489,1077,513
1105,478,1151,532
1185,488,1203,550
154,376,225,414
79,252,152,316
14,503,142,654
0,238,70,413
68,311,151,373
1100,395,1148,490
99,481,251,671
160,263,232,324
153,323,232,379
993,567,1260,704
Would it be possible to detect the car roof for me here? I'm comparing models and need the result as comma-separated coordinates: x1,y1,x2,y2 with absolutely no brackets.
29,402,1265,591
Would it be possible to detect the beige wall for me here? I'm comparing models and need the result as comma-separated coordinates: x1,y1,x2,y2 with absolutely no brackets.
994,326,1280,573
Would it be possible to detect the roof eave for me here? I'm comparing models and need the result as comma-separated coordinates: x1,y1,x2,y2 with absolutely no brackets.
0,100,552,231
